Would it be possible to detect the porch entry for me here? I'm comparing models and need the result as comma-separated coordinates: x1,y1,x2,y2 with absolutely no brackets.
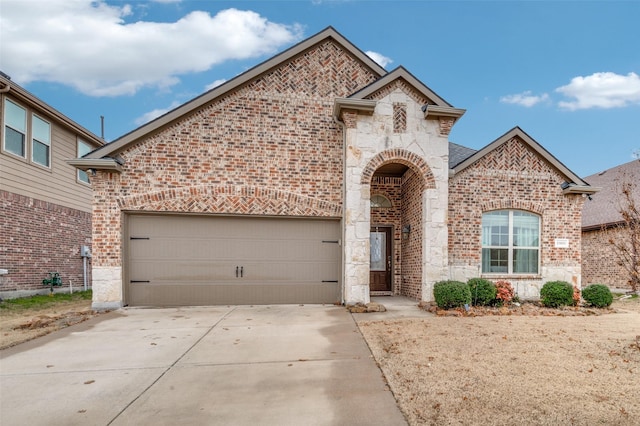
370,226,392,292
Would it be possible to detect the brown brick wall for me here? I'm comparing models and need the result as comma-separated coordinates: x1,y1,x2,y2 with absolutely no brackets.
448,137,585,287
0,190,91,292
582,227,631,289
401,169,424,299
90,40,379,268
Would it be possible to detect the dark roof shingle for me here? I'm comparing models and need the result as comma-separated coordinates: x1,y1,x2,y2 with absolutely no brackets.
582,159,640,229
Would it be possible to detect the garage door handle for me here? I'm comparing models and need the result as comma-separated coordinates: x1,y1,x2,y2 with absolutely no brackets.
322,280,338,283
236,266,239,278
240,266,244,277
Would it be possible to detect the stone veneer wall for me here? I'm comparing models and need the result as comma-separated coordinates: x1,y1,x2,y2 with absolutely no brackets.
89,40,381,308
448,137,585,299
0,190,91,294
343,85,448,304
582,227,631,289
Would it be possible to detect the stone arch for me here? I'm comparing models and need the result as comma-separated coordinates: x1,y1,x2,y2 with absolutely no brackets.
118,184,342,217
361,148,435,188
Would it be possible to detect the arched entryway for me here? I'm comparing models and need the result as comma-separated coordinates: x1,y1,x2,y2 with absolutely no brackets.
362,150,434,300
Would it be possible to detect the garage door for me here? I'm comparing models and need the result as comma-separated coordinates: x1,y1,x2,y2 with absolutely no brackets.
125,214,341,306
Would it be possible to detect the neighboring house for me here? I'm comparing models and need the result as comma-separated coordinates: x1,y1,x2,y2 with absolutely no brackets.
70,27,597,310
582,159,640,290
0,73,104,297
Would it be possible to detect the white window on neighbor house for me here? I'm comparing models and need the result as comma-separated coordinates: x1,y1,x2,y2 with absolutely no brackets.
31,114,51,167
481,210,540,274
3,98,27,158
77,139,92,184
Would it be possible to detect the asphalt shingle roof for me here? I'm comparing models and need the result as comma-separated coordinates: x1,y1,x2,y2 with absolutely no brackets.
582,159,640,229
449,142,477,169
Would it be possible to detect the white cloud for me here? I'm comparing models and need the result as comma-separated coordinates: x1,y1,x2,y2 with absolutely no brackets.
556,72,640,110
500,91,549,107
135,101,182,126
365,51,392,68
0,1,303,96
205,79,227,91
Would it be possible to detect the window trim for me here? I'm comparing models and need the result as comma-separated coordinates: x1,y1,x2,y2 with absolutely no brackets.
2,97,53,172
481,209,541,276
31,113,51,168
76,138,92,185
3,98,28,160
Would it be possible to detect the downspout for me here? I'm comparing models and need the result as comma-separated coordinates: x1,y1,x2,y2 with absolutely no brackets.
0,82,10,93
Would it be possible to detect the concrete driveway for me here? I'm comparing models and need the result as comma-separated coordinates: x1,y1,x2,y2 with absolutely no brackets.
0,305,407,426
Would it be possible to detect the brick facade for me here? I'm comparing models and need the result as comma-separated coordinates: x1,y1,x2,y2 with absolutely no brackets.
582,227,631,289
0,190,91,292
82,29,591,307
448,137,586,299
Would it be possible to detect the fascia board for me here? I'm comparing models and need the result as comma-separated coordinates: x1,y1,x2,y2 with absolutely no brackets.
348,67,452,107
86,27,387,159
1,77,103,147
452,126,591,187
333,98,377,120
67,158,123,173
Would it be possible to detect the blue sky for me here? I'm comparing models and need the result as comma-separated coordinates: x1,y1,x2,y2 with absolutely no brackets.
1,0,639,178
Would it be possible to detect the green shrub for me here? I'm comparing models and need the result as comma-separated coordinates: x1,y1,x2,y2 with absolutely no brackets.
540,281,574,308
433,280,471,309
581,284,613,308
467,278,497,306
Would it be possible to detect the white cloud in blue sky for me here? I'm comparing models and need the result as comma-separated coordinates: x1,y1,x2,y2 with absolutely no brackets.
500,91,550,108
556,72,640,111
0,0,303,96
365,51,392,68
134,101,181,125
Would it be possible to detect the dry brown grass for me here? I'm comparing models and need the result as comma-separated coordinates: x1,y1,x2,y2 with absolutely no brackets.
359,298,640,425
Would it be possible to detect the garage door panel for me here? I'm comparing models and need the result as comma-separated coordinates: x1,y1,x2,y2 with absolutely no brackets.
126,215,341,306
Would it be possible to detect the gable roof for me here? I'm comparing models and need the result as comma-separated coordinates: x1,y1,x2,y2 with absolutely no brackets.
582,159,640,230
451,126,597,194
0,74,104,147
333,66,465,123
348,66,452,107
84,26,387,161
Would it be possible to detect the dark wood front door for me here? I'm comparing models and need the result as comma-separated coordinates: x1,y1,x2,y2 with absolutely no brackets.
370,226,392,292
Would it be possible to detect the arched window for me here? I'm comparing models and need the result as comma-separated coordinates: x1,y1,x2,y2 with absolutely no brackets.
481,210,540,274
370,194,392,208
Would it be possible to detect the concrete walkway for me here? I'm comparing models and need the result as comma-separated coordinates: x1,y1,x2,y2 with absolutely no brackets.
0,304,407,426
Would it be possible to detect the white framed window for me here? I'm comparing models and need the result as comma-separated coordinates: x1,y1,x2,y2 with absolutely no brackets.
31,114,51,167
481,210,540,274
77,139,92,184
4,98,27,158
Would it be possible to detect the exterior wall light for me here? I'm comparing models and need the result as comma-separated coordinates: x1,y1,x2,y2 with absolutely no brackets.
402,225,411,240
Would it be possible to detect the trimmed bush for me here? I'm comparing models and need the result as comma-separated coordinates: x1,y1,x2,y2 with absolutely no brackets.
433,280,471,309
540,281,574,308
582,284,613,308
467,278,497,306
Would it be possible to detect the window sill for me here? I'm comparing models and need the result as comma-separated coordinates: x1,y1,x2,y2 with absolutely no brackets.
481,274,542,280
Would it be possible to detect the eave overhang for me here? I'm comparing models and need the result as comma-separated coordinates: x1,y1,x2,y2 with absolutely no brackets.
66,158,123,173
422,105,466,119
333,98,377,121
562,184,601,195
